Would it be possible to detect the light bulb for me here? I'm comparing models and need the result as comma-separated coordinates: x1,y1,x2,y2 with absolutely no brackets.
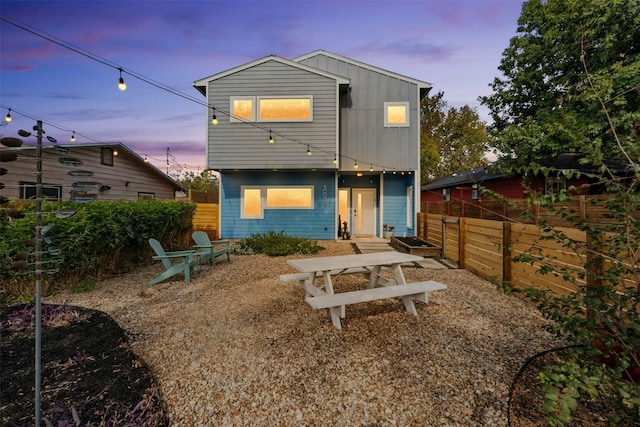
211,108,218,125
269,130,274,144
71,132,75,142
118,68,127,91
5,109,11,123
307,145,312,156
354,162,358,169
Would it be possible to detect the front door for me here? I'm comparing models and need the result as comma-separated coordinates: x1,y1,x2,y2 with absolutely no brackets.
352,188,376,236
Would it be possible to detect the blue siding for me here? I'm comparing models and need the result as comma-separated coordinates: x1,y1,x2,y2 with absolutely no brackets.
383,174,415,237
220,171,336,239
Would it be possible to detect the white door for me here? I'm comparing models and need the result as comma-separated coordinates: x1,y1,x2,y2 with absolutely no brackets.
352,188,376,236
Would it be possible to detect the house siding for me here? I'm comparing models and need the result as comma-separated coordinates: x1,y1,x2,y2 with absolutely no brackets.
296,53,420,173
383,174,414,237
206,60,339,170
220,171,336,239
1,145,178,201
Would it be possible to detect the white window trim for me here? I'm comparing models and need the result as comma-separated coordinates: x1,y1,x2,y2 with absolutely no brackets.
230,96,256,123
257,96,314,122
241,185,314,219
241,186,264,219
384,102,410,127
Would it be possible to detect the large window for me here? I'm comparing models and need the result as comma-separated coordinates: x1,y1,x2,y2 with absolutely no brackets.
242,186,314,219
229,96,313,123
384,102,409,127
20,182,62,201
258,97,313,122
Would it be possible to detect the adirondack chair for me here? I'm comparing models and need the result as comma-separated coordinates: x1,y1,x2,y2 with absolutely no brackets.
148,238,197,285
191,231,231,267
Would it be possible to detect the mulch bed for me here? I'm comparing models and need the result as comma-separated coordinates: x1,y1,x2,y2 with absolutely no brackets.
0,303,168,426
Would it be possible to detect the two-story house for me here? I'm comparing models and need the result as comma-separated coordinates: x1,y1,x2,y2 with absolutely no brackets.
193,50,431,239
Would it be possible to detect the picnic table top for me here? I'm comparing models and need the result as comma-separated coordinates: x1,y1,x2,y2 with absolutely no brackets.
287,251,424,273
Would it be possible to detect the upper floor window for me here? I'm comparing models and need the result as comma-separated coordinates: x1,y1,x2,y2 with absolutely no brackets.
258,97,313,122
442,188,451,202
230,97,255,122
384,102,409,127
101,147,114,166
229,96,313,123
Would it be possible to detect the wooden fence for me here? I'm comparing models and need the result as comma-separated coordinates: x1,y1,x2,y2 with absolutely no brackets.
191,202,219,240
421,194,622,227
417,213,589,294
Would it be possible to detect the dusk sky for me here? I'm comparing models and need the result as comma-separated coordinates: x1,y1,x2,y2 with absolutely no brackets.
1,0,525,176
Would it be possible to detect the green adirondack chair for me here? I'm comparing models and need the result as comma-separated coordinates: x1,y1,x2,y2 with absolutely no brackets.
148,238,196,285
191,231,231,267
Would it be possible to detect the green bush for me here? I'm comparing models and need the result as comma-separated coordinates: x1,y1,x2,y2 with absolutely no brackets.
0,200,196,303
233,230,324,257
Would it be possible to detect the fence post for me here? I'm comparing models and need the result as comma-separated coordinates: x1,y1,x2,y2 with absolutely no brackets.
503,221,512,285
458,217,465,269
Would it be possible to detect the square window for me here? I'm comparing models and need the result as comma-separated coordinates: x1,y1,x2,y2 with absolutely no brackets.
230,97,255,122
384,102,409,127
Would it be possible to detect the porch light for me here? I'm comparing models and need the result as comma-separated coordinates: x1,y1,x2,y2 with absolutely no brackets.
5,108,11,123
118,68,127,91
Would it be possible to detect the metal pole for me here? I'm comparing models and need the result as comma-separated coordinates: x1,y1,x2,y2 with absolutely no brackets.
35,120,43,426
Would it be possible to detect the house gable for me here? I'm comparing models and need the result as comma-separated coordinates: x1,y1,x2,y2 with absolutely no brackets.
294,50,431,173
194,56,350,171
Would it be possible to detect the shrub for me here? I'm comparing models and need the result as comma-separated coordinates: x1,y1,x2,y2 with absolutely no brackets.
233,230,324,257
0,200,196,302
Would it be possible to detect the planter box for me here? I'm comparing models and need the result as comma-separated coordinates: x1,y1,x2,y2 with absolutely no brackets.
391,236,442,257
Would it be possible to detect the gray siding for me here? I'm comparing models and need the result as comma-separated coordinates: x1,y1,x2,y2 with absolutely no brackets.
297,53,420,173
206,60,339,170
1,145,178,201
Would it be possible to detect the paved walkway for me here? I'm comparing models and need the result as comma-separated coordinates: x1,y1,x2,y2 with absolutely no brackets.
346,237,449,269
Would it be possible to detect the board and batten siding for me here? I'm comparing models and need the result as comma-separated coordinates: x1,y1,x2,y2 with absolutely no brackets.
382,173,414,237
219,171,336,239
206,60,339,170
2,145,178,201
296,53,420,172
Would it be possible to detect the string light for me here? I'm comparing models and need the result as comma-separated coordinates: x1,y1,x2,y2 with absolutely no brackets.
333,156,337,165
370,165,373,172
5,108,11,122
118,68,127,91
354,162,358,169
269,130,274,144
211,108,218,125
70,131,75,142
143,155,148,163
307,145,312,156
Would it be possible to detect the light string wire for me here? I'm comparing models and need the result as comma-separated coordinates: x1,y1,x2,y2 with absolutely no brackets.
1,15,409,173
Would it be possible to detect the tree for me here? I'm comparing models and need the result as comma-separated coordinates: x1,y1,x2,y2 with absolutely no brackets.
178,169,219,195
480,0,640,167
420,91,489,183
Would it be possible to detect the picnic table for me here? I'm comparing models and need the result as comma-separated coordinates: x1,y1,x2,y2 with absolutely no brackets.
282,252,447,329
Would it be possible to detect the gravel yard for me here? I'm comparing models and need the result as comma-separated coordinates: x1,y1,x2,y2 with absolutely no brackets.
44,240,563,426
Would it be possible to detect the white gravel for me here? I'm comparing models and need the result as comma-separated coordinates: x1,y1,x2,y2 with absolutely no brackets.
45,240,563,426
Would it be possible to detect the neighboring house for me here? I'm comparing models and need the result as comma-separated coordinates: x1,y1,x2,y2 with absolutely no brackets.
0,142,184,202
193,50,431,239
421,154,628,203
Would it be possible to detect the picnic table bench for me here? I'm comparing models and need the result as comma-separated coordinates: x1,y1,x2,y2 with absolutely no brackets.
283,252,447,329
